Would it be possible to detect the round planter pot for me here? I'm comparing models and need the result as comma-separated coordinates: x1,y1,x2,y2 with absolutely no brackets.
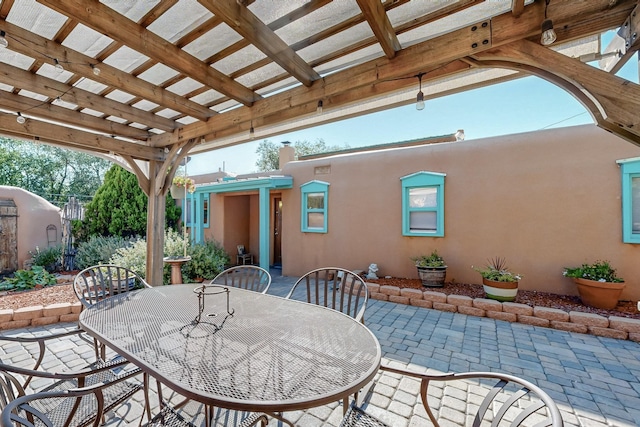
482,278,518,302
573,277,625,310
417,266,447,287
170,184,185,199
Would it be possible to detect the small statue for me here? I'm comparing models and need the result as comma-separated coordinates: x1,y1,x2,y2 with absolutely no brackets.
366,263,379,280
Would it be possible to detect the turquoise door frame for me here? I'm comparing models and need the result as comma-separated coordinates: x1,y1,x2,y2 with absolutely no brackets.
189,176,293,270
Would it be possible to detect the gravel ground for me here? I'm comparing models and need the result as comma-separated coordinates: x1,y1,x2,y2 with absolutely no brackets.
369,278,640,319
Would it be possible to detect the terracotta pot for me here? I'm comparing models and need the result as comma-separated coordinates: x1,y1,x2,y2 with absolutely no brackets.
482,278,518,302
416,266,447,287
573,277,625,309
170,184,185,199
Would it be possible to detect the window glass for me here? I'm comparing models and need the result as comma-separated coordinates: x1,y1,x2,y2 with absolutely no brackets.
307,212,325,229
409,187,437,208
307,193,324,209
409,211,437,232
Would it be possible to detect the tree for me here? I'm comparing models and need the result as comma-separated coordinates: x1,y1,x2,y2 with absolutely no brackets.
255,138,349,171
0,137,111,205
80,165,181,238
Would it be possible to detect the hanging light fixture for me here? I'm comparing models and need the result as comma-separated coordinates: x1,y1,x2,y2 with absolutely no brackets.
90,64,101,76
0,31,8,48
316,100,323,114
54,58,64,73
415,72,426,111
249,121,255,139
540,0,556,46
16,112,25,124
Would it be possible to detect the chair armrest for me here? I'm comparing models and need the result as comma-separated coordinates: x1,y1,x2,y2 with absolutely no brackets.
378,364,564,427
0,367,141,427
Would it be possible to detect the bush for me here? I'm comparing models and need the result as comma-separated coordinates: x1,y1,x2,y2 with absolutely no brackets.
109,229,229,285
75,235,138,270
182,240,229,281
30,245,63,273
0,266,57,291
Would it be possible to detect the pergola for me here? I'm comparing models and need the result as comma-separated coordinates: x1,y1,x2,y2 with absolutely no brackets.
0,0,639,285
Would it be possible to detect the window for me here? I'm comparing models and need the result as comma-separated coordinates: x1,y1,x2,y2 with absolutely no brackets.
401,171,445,236
301,181,329,233
618,158,640,243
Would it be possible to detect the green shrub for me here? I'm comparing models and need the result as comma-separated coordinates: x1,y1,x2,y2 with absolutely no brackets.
75,235,138,270
0,266,57,291
30,245,63,272
182,240,229,281
109,229,229,285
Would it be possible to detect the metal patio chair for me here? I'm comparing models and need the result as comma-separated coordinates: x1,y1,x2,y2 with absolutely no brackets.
285,267,368,323
0,329,142,427
73,264,151,308
73,264,152,359
340,365,564,427
209,265,272,294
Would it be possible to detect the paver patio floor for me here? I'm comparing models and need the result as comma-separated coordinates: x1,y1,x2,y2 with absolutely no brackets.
1,271,639,426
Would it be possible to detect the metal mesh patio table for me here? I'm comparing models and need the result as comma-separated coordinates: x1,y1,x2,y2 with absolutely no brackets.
79,284,381,415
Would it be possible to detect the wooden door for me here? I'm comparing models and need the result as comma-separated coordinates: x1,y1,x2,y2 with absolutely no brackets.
0,200,18,274
273,197,282,266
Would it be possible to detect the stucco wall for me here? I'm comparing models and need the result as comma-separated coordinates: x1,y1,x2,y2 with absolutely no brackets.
280,125,640,300
0,186,62,270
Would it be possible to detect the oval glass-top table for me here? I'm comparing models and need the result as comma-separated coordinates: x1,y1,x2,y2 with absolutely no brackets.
79,284,381,416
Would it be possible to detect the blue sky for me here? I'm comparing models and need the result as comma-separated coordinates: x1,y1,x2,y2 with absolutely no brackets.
189,38,639,176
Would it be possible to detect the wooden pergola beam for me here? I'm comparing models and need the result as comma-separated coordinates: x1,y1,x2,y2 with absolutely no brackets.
197,0,320,87
472,39,640,146
37,0,260,106
0,91,150,140
355,0,402,59
149,0,634,148
0,115,165,161
0,62,177,132
0,20,213,122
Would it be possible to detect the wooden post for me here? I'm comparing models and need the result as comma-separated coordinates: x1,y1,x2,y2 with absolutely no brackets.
146,160,166,286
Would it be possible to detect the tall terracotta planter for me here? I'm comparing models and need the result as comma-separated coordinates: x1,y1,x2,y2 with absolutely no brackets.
573,278,625,309
482,278,518,302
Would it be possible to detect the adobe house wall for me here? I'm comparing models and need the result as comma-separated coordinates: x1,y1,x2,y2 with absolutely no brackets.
280,125,640,300
0,186,62,270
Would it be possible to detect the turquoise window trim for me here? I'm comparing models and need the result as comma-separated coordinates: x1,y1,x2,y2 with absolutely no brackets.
618,158,640,244
301,180,329,233
185,193,209,229
401,171,445,237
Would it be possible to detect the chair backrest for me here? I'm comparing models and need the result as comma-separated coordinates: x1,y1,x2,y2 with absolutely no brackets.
237,245,246,255
0,387,105,427
209,266,271,294
73,264,151,308
380,366,564,427
286,267,368,323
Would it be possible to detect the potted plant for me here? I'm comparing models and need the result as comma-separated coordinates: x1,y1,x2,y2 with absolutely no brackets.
563,260,625,309
170,176,196,199
412,250,447,287
473,257,521,302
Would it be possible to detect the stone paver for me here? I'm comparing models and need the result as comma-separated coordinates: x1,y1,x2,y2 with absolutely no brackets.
0,270,639,426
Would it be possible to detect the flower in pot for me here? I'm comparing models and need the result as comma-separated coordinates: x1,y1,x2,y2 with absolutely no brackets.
170,176,196,199
412,250,447,287
473,257,521,302
563,260,625,309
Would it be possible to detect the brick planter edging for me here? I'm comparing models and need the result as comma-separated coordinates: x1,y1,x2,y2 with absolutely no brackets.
0,302,81,330
368,282,640,342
